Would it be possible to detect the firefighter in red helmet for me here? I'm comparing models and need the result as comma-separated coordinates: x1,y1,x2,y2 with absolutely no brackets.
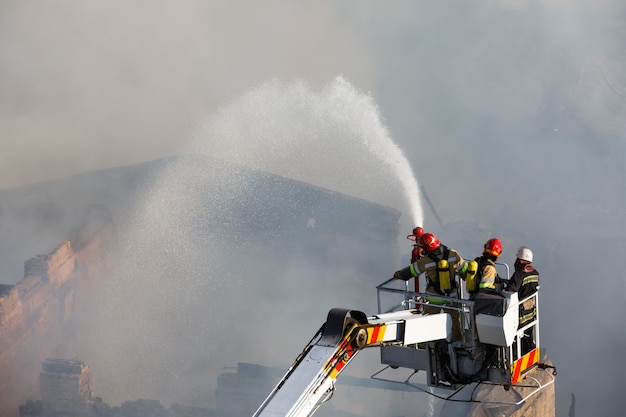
394,232,468,342
474,238,504,294
406,227,425,297
407,226,425,263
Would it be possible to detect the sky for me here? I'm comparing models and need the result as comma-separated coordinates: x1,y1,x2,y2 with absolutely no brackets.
1,1,626,416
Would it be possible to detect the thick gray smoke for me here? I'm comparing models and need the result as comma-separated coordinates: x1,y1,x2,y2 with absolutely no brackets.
1,1,626,416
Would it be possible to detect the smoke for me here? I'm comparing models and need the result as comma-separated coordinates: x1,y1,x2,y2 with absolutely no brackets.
0,0,372,188
2,1,626,416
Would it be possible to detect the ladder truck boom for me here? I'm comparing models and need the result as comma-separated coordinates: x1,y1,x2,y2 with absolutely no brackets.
252,308,451,417
252,276,555,417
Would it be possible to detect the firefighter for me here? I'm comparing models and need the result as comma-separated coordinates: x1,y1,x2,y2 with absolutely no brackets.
506,246,540,354
406,227,425,309
394,232,468,342
407,226,425,263
474,238,504,294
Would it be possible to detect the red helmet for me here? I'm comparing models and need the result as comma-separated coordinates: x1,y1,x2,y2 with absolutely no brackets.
484,238,502,257
418,233,440,253
407,226,425,242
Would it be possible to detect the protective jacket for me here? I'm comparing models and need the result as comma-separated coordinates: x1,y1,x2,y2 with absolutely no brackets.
410,245,466,296
477,255,499,290
506,264,539,300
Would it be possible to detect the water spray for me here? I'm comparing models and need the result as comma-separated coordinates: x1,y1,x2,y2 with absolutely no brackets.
194,76,424,232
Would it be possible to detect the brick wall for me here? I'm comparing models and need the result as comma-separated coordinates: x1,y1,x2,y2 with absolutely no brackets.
0,222,114,417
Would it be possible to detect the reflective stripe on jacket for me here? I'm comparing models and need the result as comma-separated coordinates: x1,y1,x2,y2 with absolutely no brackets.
507,268,540,300
478,259,498,289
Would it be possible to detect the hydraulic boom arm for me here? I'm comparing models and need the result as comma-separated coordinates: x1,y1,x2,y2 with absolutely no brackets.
252,308,450,417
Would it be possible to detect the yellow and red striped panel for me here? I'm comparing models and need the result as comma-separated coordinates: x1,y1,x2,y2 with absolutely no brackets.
365,324,388,345
327,334,356,379
510,347,540,384
327,324,388,379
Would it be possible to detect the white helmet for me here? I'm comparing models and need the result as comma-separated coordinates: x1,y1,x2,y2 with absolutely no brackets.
516,246,533,262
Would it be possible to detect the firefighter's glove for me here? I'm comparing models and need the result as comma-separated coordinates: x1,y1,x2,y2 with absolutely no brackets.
394,266,413,281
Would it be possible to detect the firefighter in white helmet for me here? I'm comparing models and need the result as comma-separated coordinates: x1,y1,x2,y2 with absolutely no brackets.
506,246,540,354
